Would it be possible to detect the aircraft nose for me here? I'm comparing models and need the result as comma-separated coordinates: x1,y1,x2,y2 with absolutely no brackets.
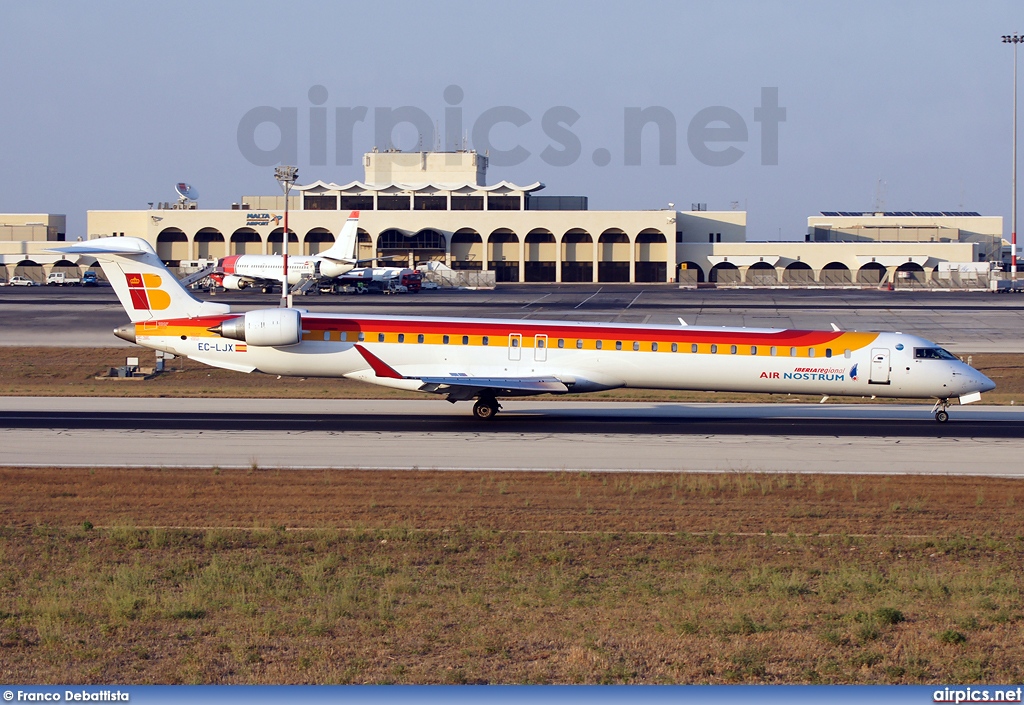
976,371,996,393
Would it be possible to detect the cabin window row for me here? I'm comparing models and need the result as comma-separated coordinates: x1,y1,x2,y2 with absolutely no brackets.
314,330,853,358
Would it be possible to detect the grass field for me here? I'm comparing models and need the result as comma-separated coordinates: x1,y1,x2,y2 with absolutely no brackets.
1,347,1023,404
2,469,1023,684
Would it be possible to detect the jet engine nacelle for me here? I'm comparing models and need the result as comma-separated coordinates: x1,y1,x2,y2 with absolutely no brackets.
317,260,355,279
221,274,248,290
214,308,302,347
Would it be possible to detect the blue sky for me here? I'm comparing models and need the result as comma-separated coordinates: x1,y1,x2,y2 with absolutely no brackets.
0,1,1018,240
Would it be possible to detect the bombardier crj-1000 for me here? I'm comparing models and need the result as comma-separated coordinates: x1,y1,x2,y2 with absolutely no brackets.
209,211,362,291
56,237,995,422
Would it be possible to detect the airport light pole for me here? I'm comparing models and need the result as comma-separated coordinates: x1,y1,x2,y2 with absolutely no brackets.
1003,34,1021,284
275,165,298,307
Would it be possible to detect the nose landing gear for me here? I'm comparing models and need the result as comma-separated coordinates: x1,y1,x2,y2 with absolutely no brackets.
932,398,950,423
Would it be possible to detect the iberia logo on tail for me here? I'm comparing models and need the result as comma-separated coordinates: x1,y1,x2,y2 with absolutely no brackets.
125,273,171,311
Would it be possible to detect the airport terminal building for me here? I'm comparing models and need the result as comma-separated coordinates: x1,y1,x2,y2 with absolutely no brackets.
1,151,1007,287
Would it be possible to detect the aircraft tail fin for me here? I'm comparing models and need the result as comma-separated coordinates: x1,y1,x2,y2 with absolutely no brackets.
318,210,360,262
50,237,231,323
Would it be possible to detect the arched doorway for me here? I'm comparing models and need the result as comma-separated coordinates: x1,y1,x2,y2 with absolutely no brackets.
269,228,299,256
895,262,926,288
561,229,593,282
487,229,520,282
857,262,888,285
156,228,188,264
820,262,852,285
230,228,261,255
356,230,373,261
782,261,814,285
377,228,447,267
598,229,630,282
450,229,483,270
635,229,667,282
194,228,225,260
48,259,81,280
677,262,705,285
524,229,556,282
709,262,740,284
304,228,335,255
745,262,778,286
14,260,45,283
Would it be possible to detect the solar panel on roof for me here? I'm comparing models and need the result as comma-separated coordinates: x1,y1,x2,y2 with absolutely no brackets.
820,211,840,216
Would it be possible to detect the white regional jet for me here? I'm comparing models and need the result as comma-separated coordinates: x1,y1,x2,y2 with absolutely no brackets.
55,237,995,422
209,210,361,291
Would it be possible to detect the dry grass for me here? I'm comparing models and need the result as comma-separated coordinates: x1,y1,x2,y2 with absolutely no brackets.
1,347,1022,404
1,469,1023,684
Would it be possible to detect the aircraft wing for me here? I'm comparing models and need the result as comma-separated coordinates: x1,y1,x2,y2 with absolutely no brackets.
353,344,568,400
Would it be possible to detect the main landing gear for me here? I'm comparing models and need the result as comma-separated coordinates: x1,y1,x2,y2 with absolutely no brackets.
933,398,950,423
473,395,502,420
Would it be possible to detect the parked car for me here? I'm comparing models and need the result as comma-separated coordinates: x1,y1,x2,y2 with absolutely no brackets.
82,270,99,286
8,276,39,287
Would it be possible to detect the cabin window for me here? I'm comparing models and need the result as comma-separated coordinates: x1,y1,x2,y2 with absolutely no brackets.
323,331,329,341
537,339,545,348
443,335,450,344
790,347,797,357
358,332,365,342
711,344,718,354
825,348,832,358
596,340,603,350
511,338,519,347
730,345,737,354
418,334,425,343
482,336,489,346
378,333,385,342
632,342,640,351
691,343,698,353
397,333,405,343
751,346,757,355
671,343,678,353
844,349,851,358
652,342,658,352
462,335,469,345
615,341,622,350
340,332,348,342
808,348,816,358
576,339,583,349
558,339,564,348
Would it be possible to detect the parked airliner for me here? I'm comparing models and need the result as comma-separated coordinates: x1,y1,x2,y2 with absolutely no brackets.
55,237,995,422
209,211,361,291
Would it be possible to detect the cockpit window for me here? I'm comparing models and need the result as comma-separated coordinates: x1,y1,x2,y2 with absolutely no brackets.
914,347,958,360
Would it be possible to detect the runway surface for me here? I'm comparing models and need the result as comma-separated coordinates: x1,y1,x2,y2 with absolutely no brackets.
3,398,1023,475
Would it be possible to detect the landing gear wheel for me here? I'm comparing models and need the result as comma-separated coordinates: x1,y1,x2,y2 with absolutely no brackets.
473,397,501,420
936,410,949,423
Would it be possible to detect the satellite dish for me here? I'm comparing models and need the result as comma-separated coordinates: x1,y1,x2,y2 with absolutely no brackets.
175,182,198,201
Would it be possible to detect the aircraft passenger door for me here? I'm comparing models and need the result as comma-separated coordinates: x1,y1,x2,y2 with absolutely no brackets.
508,333,522,361
869,348,890,384
534,334,548,362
